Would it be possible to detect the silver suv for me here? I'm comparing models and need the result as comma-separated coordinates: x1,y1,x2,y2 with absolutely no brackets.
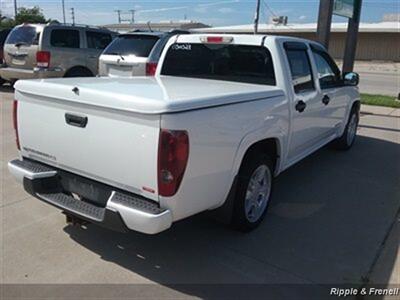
0,22,116,82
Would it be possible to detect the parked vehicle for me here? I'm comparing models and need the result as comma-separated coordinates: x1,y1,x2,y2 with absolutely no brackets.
0,22,115,82
9,34,360,234
0,28,11,85
98,30,188,77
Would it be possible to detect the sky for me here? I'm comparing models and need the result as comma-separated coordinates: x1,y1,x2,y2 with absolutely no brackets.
0,0,399,26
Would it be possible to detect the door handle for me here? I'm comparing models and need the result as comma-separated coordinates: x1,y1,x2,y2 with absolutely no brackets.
65,113,88,128
295,100,306,113
322,95,331,105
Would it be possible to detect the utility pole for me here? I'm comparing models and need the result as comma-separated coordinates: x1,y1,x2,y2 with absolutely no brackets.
70,7,75,25
14,0,18,17
62,0,66,23
254,0,261,34
343,0,363,72
129,9,135,24
316,0,334,49
115,10,121,23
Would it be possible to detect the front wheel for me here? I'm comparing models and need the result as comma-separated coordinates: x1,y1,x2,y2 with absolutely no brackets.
333,106,359,150
231,154,274,231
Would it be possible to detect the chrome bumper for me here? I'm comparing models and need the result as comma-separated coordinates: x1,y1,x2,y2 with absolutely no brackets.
8,159,172,234
0,66,64,80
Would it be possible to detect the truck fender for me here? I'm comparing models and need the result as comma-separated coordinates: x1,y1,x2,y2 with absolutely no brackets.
340,91,361,136
231,128,285,179
209,129,284,223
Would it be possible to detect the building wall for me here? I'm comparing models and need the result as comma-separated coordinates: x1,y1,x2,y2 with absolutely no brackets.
268,32,399,61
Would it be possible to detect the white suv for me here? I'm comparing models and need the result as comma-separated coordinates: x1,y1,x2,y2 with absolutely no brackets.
98,30,188,77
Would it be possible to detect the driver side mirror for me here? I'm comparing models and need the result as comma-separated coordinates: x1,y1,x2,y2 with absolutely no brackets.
343,72,359,86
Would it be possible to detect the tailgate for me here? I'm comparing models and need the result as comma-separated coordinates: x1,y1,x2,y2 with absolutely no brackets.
99,55,147,77
16,90,160,201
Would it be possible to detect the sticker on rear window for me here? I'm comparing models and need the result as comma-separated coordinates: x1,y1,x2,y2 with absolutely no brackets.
171,44,191,51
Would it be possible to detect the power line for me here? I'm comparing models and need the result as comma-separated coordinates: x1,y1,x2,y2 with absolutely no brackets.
262,0,277,18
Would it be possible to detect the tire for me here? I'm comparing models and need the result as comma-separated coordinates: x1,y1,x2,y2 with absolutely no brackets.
231,153,274,231
332,106,359,150
64,67,93,78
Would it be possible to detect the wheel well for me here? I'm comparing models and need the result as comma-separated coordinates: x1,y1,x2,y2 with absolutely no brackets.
241,138,279,173
64,66,93,77
352,100,361,113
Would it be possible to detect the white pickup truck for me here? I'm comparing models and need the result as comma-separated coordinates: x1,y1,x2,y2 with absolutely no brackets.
9,34,360,234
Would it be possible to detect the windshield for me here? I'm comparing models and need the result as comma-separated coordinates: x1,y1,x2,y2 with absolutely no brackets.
5,26,39,45
161,43,276,86
103,35,159,57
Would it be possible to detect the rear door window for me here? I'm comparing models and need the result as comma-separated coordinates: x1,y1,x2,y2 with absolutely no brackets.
50,29,80,48
285,47,315,94
103,35,159,57
161,43,276,85
5,26,39,45
86,31,112,50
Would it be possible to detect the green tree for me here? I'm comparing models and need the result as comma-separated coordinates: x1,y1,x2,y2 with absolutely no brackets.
0,17,15,30
14,7,46,25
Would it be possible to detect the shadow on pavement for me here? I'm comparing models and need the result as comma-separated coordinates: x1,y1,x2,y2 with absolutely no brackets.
64,135,400,299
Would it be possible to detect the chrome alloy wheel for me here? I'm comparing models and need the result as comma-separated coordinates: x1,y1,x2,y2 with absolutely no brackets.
244,165,272,223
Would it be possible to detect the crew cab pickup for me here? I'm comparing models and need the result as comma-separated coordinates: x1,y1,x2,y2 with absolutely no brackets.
8,34,361,234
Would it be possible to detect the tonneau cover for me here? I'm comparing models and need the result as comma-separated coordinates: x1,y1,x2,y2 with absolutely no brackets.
15,76,284,114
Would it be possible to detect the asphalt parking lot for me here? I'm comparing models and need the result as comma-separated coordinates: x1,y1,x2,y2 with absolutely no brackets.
1,85,399,299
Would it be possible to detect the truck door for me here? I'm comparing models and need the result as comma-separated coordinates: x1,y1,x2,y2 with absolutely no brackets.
284,42,327,162
310,44,348,132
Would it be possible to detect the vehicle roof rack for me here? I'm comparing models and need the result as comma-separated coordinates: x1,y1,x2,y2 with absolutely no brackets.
46,22,113,31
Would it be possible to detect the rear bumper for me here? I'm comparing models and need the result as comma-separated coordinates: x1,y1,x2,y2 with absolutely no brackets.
0,66,64,80
8,159,172,234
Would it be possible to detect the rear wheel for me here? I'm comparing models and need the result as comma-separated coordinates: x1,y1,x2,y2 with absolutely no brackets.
64,67,93,78
231,154,274,231
333,106,359,150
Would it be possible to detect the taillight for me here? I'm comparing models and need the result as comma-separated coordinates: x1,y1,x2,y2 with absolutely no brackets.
200,36,234,44
36,51,50,68
13,100,20,150
146,62,157,76
158,129,189,197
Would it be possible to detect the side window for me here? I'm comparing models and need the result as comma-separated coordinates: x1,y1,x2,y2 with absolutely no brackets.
285,48,315,94
50,29,80,48
86,31,112,50
312,51,341,89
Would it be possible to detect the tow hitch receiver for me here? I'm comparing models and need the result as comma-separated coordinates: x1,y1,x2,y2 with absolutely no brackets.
64,213,89,227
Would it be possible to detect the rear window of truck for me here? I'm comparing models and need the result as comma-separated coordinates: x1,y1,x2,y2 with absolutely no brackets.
161,43,276,86
103,35,159,57
5,26,39,45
